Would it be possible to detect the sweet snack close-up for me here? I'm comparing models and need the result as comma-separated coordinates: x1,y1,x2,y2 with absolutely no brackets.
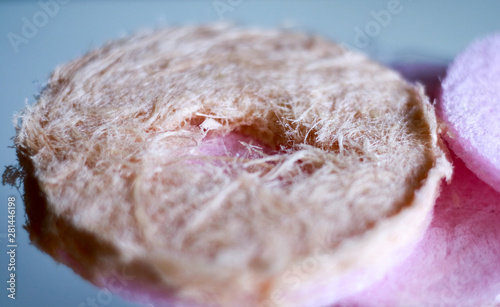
13,24,453,307
438,32,500,194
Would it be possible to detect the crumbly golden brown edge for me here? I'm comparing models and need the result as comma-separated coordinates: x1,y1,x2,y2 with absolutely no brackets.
14,25,452,307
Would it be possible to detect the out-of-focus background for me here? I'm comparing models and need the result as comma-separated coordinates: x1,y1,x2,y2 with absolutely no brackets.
1,1,499,306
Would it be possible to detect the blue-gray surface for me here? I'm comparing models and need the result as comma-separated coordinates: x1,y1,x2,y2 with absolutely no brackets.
1,1,499,306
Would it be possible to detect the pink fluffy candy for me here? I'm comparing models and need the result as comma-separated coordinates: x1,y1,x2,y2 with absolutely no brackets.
438,32,500,193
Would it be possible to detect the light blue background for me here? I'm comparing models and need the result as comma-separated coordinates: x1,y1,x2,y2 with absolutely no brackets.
1,1,499,306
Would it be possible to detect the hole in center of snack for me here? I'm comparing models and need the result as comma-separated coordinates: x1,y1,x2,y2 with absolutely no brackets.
199,131,277,159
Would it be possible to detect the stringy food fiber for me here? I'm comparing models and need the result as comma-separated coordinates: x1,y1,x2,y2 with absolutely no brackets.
15,24,452,307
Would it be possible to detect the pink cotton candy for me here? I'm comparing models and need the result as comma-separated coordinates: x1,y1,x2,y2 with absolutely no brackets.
336,152,500,306
438,33,500,193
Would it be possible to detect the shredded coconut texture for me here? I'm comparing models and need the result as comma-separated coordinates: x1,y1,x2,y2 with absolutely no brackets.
15,24,452,307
